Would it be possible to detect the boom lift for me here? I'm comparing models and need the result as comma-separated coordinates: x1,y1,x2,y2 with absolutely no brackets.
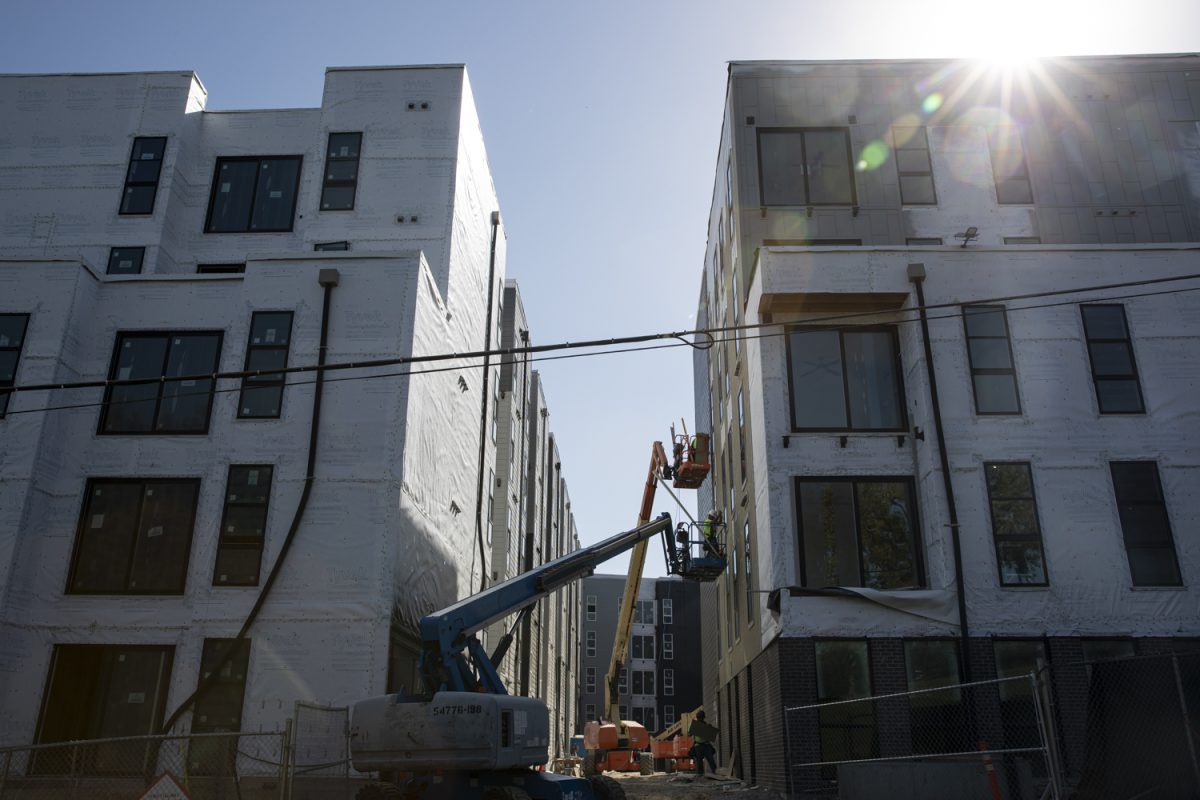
351,513,677,799
582,430,725,775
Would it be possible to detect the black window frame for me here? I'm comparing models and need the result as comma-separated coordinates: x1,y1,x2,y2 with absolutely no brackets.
756,127,858,207
197,263,246,274
814,639,877,773
192,638,251,733
107,246,146,275
903,639,966,755
989,126,1034,205
984,462,1049,587
66,477,201,595
963,305,1021,415
213,465,274,587
785,326,909,432
119,136,167,216
1081,304,1145,414
1,313,30,418
893,126,937,205
238,311,294,420
204,155,303,234
34,644,174,770
1110,461,1182,587
99,330,224,435
794,476,925,590
320,132,362,211
906,237,943,245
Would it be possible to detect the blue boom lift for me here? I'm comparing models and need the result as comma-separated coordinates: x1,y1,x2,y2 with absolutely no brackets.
350,512,688,800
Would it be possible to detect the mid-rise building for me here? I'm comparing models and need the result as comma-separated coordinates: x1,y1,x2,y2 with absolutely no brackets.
0,67,580,759
578,574,703,734
694,54,1200,792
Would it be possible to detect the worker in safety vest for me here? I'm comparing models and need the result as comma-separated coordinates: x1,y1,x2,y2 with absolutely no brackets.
688,710,718,776
701,511,722,558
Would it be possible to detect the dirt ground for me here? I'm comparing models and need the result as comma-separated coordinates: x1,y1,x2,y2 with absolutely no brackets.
607,771,785,799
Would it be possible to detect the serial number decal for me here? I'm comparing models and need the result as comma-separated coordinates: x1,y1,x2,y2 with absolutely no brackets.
432,704,483,716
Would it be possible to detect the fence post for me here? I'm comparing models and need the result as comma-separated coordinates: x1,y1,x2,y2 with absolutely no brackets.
1031,670,1063,800
281,718,294,800
1171,654,1200,793
782,706,792,798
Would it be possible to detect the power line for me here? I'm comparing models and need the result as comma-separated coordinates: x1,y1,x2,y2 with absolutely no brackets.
3,277,1200,419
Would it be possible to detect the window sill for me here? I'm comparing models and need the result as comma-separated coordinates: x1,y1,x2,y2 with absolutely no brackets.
1128,585,1187,591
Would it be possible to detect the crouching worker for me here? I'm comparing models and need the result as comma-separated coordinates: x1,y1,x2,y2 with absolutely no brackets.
688,710,718,776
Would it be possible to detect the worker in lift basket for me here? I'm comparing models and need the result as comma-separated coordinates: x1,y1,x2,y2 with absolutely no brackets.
688,710,718,776
701,511,722,558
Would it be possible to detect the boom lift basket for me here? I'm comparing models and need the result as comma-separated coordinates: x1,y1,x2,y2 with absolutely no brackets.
670,432,710,489
663,518,727,582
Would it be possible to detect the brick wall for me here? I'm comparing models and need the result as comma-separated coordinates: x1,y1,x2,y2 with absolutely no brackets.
869,638,912,759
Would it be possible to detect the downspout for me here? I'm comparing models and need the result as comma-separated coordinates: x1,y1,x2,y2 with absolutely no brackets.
473,211,501,592
162,267,340,733
908,263,972,681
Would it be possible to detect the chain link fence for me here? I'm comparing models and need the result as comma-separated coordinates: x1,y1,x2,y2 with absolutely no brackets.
0,731,287,800
784,672,1062,800
1069,651,1200,799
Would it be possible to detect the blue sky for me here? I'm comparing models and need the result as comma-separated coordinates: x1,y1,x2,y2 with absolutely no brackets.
3,0,1197,577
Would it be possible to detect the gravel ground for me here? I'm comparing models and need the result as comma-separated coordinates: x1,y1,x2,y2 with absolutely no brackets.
607,771,785,799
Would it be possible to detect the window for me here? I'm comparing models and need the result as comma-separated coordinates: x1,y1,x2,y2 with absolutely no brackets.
197,263,246,274
963,306,1021,414
619,667,627,694
894,126,936,205
984,463,1047,586
34,645,173,772
1082,305,1144,414
632,635,655,660
193,639,250,732
900,640,964,756
585,704,597,721
1003,236,1041,244
989,127,1033,204
757,128,856,206
100,332,222,434
313,240,350,252
745,520,755,624
635,600,654,625
1081,639,1137,662
664,705,675,726
205,156,302,233
661,598,673,624
620,705,629,720
1110,462,1181,586
631,670,655,696
213,466,273,586
320,132,362,211
795,478,922,589
737,390,746,482
68,478,200,594
815,641,876,770
189,638,251,774
586,594,597,621
586,630,596,658
993,640,1045,747
107,246,145,275
906,237,943,245
1,314,30,418
663,668,675,696
786,328,906,431
585,667,596,693
486,469,495,546
239,311,293,419
119,137,167,215
662,633,674,660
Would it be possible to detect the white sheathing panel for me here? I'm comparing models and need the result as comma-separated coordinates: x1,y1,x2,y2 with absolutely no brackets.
750,246,1200,639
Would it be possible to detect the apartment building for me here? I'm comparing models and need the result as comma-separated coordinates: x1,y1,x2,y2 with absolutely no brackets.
578,574,703,734
0,67,580,756
694,54,1200,792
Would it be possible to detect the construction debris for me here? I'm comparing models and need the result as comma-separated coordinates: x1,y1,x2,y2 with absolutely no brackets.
609,771,784,799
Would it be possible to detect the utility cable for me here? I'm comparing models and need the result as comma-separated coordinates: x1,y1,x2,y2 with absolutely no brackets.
6,271,1199,400
3,280,1200,420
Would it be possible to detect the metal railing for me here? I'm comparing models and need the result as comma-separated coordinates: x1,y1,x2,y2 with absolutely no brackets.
783,672,1063,800
0,730,287,800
